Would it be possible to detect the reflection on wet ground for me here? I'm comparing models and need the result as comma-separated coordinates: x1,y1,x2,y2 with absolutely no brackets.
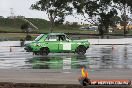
0,45,132,70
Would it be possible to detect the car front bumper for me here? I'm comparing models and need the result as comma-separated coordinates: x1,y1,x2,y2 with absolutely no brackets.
24,46,32,52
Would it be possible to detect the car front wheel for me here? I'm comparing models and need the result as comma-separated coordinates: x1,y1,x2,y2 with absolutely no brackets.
40,47,49,56
76,45,87,55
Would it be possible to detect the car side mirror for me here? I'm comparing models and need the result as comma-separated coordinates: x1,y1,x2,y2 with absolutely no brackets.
66,39,71,42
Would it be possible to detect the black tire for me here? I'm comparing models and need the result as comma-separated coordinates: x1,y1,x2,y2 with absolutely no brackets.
76,45,86,55
82,78,91,86
34,52,39,55
40,47,49,56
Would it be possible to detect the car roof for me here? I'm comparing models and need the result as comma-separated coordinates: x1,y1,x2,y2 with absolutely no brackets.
47,33,65,35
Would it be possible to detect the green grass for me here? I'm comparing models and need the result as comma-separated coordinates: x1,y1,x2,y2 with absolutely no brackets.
0,18,98,34
1,17,131,40
0,33,37,41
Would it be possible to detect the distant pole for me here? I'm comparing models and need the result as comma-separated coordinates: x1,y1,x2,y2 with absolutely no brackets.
10,8,15,18
10,46,12,52
10,8,16,26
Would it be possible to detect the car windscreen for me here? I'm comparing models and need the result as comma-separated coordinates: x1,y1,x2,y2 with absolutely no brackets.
35,34,44,41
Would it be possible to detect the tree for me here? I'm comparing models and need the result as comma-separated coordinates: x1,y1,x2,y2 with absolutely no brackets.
31,0,72,32
21,22,29,35
110,16,121,31
72,0,118,38
98,9,118,35
21,23,32,40
113,0,132,36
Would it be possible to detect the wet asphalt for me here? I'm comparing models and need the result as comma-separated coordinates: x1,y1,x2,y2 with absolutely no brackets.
0,44,132,84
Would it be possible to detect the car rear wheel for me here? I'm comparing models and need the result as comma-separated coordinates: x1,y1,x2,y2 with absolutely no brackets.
34,51,39,55
76,45,86,55
40,47,49,56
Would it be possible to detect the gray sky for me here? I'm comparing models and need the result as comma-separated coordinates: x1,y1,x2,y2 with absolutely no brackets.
0,0,48,19
0,0,132,25
0,0,88,24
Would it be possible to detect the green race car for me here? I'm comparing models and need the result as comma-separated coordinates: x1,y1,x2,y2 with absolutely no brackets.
24,33,90,55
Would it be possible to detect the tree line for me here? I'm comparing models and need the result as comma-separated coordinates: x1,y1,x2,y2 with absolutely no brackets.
31,0,132,38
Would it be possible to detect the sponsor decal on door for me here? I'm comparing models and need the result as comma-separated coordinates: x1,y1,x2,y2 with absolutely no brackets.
63,43,71,50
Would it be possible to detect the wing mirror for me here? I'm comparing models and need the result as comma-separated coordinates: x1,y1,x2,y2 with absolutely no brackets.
66,39,71,42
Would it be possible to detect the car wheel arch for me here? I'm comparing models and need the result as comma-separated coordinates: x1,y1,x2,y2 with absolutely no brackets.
40,47,50,52
76,45,87,50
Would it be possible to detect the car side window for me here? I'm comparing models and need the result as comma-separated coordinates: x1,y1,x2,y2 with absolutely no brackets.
45,35,58,41
58,35,66,41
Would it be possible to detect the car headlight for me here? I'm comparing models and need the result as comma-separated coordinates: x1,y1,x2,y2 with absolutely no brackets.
36,43,41,46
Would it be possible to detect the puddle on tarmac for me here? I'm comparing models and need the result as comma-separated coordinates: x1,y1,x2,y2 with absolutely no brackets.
0,44,132,70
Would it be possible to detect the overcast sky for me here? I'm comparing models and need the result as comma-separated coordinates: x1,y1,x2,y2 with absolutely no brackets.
0,0,48,19
1,0,132,25
0,0,88,24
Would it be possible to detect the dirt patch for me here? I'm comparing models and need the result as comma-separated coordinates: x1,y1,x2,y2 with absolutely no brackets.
0,83,81,88
0,82,131,88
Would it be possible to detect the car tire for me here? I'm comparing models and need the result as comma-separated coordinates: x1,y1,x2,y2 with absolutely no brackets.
82,78,91,86
76,45,86,55
40,47,49,56
34,51,39,55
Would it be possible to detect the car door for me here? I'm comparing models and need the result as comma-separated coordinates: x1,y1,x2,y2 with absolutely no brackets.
58,35,74,51
45,35,59,52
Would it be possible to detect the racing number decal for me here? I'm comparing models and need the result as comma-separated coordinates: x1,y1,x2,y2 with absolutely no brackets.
63,43,71,50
